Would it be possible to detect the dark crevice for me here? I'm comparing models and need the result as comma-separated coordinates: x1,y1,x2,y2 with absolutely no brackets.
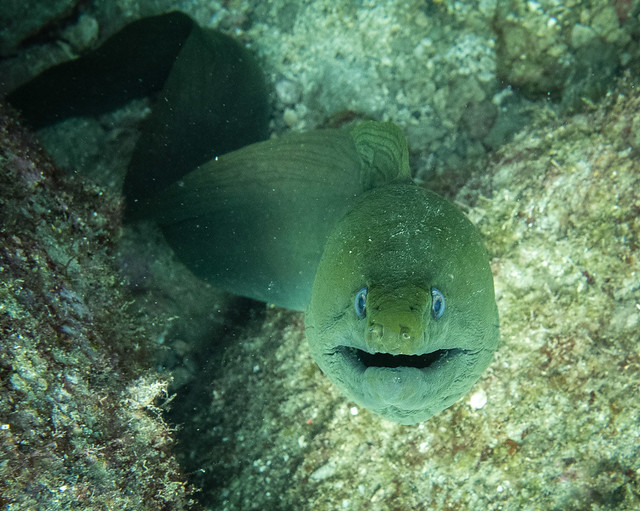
14,0,91,53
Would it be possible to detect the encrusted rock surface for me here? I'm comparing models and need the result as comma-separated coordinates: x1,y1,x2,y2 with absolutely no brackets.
0,103,193,510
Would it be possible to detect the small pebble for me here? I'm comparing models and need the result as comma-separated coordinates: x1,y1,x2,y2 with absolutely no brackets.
275,79,301,105
469,389,487,410
283,108,298,127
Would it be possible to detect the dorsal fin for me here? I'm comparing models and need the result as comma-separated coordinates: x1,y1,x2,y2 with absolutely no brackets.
350,121,411,187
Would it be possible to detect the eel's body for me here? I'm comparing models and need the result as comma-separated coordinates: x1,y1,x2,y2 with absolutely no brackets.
133,120,500,425
7,13,499,424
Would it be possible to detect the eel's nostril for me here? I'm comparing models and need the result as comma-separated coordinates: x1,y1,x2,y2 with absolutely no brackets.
368,323,383,339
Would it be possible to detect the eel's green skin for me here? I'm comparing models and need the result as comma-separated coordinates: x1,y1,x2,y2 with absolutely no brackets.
142,121,412,312
142,129,367,311
148,121,499,424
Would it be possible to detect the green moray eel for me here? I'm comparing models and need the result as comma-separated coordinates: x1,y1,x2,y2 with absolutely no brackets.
138,121,500,424
6,14,499,424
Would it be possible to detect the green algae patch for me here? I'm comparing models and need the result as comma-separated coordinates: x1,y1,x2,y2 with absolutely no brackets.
0,103,193,510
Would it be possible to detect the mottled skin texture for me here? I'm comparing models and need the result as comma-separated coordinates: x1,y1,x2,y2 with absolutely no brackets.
305,181,499,424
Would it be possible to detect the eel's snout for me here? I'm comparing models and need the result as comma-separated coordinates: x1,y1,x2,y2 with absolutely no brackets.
365,320,425,355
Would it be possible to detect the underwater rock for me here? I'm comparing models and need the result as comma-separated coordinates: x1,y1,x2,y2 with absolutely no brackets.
0,102,192,509
494,0,634,110
0,0,80,56
5,2,640,509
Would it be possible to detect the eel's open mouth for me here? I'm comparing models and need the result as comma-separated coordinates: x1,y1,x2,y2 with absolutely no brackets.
337,346,462,370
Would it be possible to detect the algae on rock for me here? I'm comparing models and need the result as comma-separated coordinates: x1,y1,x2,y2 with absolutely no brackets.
0,103,193,510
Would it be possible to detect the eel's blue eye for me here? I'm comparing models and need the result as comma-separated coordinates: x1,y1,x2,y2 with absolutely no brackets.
354,287,367,319
431,288,445,319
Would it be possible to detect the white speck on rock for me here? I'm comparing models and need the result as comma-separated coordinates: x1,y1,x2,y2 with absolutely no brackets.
311,460,337,480
275,79,301,105
469,389,488,410
283,108,298,127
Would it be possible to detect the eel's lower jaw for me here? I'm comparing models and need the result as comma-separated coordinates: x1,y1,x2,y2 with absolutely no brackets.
334,345,464,373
